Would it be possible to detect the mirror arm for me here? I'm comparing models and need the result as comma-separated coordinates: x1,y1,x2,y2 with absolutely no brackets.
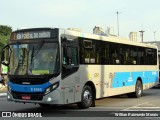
1,44,11,66
63,64,72,69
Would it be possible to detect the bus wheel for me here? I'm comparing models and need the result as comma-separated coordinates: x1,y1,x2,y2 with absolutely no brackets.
135,80,143,98
128,80,143,98
77,85,93,109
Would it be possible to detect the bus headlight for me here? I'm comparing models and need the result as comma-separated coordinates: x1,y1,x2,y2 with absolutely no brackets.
7,95,11,99
45,82,59,95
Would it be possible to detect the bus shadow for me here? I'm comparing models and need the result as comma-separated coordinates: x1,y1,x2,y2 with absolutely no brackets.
151,84,160,89
14,104,91,117
110,94,128,98
15,104,79,111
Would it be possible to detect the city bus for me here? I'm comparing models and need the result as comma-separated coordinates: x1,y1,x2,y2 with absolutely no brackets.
158,48,160,83
144,41,160,83
1,28,159,109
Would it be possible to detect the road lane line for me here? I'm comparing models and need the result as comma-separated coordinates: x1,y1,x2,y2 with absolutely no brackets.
133,107,160,109
121,102,149,111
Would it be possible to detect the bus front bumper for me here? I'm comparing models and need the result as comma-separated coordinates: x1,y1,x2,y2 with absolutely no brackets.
7,90,63,105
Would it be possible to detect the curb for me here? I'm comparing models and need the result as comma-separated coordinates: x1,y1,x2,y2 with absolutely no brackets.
0,93,7,97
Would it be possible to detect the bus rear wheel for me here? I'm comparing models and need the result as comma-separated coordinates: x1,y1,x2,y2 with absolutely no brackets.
127,80,143,98
77,85,93,109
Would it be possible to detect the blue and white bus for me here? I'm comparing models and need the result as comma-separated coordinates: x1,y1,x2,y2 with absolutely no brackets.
1,28,159,109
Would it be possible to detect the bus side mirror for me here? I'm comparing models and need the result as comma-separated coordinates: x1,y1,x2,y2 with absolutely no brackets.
1,50,5,62
1,45,11,66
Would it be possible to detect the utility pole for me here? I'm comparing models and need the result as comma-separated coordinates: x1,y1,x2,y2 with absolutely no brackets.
139,30,145,42
116,11,120,36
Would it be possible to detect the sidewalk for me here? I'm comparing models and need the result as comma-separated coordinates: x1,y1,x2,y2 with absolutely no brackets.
0,86,7,97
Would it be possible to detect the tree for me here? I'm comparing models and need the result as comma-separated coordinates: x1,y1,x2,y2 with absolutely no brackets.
0,25,12,48
0,25,12,60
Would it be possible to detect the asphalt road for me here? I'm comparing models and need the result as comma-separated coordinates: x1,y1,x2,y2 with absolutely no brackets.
0,85,160,120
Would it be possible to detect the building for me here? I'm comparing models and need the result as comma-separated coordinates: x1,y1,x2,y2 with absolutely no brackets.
129,32,138,42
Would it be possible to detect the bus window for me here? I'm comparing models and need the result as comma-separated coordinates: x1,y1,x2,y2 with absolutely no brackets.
119,44,131,65
130,46,138,65
62,46,79,78
110,43,119,64
137,47,145,65
80,39,96,64
95,41,109,64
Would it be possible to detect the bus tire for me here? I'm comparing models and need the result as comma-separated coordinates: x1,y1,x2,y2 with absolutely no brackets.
77,85,93,109
134,80,143,98
128,80,143,98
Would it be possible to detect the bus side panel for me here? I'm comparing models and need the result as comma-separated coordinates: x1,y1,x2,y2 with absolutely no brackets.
79,65,159,99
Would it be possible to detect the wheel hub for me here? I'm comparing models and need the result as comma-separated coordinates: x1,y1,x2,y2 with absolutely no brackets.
83,90,92,105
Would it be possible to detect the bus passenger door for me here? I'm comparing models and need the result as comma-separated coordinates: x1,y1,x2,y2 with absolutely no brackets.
62,43,79,104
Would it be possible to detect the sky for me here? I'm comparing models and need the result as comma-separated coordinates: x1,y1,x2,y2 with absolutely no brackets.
0,0,160,42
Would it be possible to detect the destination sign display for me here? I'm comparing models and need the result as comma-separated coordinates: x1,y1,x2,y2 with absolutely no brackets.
11,31,51,40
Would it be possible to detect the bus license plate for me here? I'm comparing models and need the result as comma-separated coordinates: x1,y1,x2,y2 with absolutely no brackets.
22,95,31,100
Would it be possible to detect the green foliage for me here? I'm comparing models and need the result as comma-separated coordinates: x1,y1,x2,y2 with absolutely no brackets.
0,25,12,49
0,25,12,36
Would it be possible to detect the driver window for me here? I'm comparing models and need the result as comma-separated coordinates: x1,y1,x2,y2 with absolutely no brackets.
63,47,78,66
62,46,79,78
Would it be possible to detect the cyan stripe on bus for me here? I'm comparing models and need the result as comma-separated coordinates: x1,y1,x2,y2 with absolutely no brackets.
8,71,158,91
112,71,158,88
8,81,52,93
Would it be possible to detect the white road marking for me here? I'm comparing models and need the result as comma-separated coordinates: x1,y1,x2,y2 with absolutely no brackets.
121,102,149,111
121,102,160,111
133,107,160,109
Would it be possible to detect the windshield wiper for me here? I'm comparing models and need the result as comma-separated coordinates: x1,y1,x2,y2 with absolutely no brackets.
30,40,45,73
32,40,45,58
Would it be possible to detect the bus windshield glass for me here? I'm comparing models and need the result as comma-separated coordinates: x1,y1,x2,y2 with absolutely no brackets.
9,41,59,75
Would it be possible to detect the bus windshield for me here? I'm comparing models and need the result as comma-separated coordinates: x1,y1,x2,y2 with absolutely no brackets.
9,42,59,75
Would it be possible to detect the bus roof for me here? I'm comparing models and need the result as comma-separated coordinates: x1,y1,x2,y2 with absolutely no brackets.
62,28,157,49
11,27,158,49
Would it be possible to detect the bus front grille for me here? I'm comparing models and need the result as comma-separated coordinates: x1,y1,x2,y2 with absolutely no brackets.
11,91,44,101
